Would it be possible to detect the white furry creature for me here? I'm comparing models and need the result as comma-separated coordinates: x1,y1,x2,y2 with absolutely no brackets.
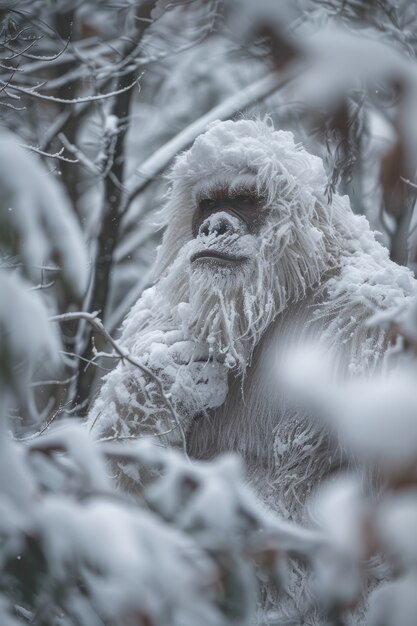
89,118,415,516
89,118,417,624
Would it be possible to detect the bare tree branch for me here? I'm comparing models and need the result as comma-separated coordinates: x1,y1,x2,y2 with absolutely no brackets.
74,1,158,408
0,74,140,104
51,311,189,457
21,143,78,163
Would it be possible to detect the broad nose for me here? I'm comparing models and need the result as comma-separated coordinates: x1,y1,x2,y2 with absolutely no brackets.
198,213,238,238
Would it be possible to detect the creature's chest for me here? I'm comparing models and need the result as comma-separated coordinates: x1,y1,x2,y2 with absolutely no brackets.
186,337,280,464
186,377,257,461
186,327,340,520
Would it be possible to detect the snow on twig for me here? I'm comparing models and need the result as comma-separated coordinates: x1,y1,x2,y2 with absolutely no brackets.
1,38,40,60
50,311,189,458
58,133,98,172
400,176,417,191
20,144,78,163
0,75,140,104
17,400,73,441
29,279,56,290
4,37,70,62
0,100,25,111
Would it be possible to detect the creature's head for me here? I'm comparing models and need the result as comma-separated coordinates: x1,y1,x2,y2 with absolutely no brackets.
145,119,353,371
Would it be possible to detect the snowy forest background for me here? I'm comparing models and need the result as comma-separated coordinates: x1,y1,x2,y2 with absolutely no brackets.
1,1,417,625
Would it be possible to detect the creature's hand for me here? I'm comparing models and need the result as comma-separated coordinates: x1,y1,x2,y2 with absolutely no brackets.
167,340,229,410
186,358,229,409
143,338,228,410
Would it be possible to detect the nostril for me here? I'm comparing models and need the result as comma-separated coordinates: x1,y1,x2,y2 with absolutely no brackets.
216,220,229,236
199,222,210,237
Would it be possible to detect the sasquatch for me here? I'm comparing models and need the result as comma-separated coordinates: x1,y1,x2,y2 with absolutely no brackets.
89,119,414,520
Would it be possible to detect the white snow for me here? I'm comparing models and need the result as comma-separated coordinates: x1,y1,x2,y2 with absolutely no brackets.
0,271,61,383
0,132,88,297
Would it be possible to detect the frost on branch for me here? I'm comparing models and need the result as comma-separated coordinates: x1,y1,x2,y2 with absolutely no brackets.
0,130,89,425
0,417,326,626
0,132,87,298
0,426,220,626
0,272,60,396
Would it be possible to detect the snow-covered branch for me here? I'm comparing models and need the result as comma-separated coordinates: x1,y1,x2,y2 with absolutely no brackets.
50,311,188,456
1,75,141,105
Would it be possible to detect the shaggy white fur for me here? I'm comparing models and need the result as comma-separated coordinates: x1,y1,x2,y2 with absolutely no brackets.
89,118,415,624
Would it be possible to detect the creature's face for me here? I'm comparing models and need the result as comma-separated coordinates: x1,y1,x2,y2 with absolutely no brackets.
150,119,349,369
154,119,337,286
189,175,268,275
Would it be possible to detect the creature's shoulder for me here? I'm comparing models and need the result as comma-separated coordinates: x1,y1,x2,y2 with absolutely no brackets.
322,215,415,316
117,286,157,345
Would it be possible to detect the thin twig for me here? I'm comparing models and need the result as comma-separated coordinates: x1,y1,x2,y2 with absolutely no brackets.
17,400,73,441
0,101,25,111
2,35,70,62
1,38,39,60
31,374,77,388
58,133,98,172
29,280,56,291
58,350,112,371
0,75,140,104
400,176,417,191
50,311,189,458
21,144,78,163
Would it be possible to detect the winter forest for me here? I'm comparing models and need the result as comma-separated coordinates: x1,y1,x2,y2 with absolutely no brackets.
2,1,417,625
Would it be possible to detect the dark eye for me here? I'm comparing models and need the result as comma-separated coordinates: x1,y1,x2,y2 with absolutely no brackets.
235,195,255,206
200,198,216,211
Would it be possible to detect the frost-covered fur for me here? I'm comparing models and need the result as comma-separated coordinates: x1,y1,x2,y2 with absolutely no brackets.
89,119,415,623
91,117,414,497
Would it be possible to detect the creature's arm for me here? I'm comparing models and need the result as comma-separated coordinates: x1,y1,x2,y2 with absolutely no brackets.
88,334,229,446
87,333,230,493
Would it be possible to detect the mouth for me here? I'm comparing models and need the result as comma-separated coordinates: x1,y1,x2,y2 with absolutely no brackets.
190,250,247,265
